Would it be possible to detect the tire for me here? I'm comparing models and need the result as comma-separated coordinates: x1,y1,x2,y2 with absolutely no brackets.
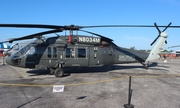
54,68,64,77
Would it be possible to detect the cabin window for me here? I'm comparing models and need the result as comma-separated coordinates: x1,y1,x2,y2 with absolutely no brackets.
53,47,57,58
48,47,51,58
66,48,75,58
66,48,70,58
78,48,86,58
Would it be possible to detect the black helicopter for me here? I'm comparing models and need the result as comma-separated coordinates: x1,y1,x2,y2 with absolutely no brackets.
0,22,179,77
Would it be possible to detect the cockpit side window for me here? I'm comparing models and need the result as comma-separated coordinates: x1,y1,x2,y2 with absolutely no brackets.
26,46,36,55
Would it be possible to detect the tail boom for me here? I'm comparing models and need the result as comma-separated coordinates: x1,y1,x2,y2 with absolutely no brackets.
145,32,168,62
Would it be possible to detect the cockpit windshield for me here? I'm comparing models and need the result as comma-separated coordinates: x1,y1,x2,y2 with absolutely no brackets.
18,44,36,56
12,43,19,50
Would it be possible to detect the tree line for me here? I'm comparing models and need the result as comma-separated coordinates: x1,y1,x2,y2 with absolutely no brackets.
129,46,173,53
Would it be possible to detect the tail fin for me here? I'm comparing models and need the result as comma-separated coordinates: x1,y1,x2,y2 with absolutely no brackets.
145,32,168,62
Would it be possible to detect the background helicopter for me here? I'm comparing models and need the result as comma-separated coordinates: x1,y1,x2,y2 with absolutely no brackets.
0,22,179,77
168,45,180,48
0,43,11,55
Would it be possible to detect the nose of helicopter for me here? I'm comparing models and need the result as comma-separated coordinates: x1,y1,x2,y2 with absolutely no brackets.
6,56,12,65
6,56,22,66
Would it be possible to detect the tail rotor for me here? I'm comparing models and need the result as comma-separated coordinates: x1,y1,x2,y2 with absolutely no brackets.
150,22,172,46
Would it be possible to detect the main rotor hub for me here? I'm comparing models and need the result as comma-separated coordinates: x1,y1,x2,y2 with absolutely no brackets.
63,25,80,30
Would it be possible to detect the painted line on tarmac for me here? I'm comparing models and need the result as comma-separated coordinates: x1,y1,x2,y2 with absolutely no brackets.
0,74,180,87
0,76,129,87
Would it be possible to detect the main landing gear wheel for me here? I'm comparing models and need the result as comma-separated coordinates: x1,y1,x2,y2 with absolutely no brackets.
54,68,64,77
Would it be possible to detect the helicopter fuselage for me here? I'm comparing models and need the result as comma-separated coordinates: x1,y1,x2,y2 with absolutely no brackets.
6,35,149,71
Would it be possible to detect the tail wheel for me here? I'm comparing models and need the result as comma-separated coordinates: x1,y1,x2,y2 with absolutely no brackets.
142,62,149,70
54,68,64,77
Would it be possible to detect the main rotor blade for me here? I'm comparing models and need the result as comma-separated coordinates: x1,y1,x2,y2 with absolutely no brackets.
80,25,180,28
0,29,62,43
1,24,180,30
79,30,113,42
0,24,64,29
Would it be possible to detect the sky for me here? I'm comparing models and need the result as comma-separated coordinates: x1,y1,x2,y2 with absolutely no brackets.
0,0,180,50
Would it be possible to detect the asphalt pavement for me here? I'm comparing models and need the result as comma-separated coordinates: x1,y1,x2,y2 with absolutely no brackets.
0,57,180,108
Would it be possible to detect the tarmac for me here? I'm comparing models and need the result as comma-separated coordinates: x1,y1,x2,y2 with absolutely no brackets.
0,56,180,108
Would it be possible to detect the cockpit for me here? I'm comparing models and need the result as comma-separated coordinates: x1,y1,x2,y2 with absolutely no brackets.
8,43,37,66
18,44,36,56
5,43,20,56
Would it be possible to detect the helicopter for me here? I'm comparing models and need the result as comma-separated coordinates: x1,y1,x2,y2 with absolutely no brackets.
0,43,11,55
0,22,179,77
168,45,180,48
